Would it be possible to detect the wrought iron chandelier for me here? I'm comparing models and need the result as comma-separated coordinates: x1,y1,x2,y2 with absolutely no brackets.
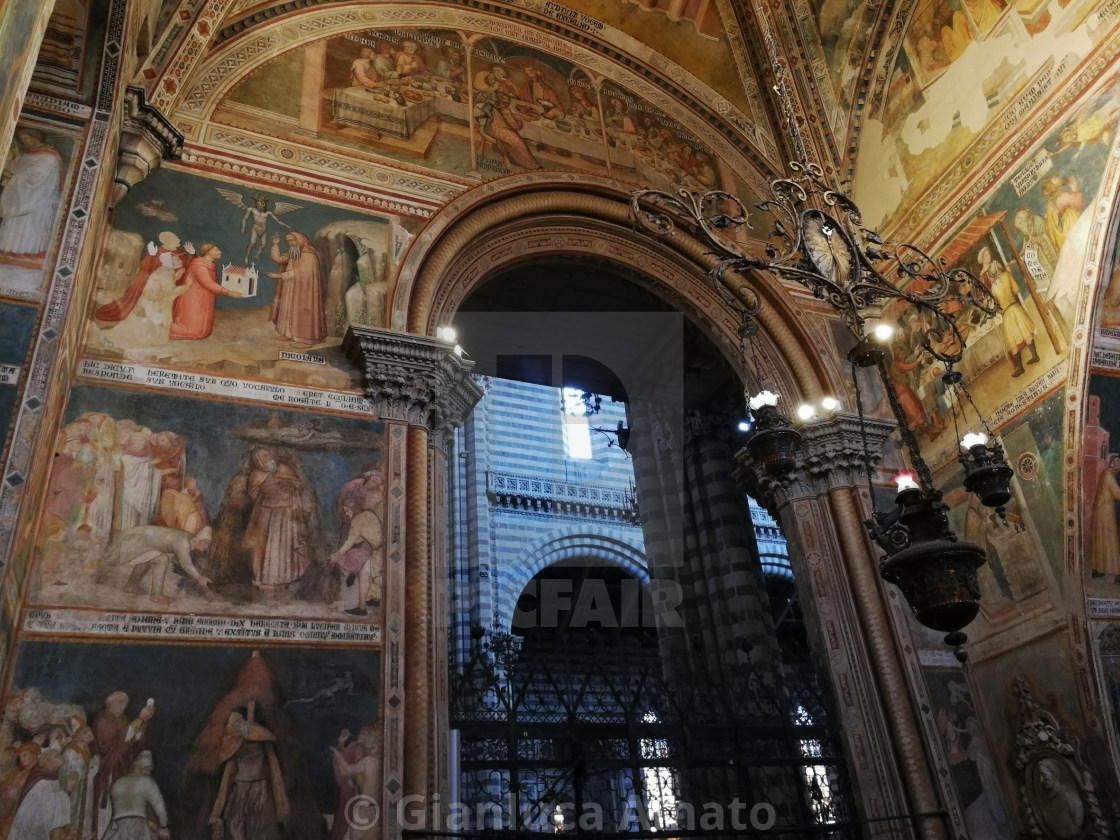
629,162,1014,660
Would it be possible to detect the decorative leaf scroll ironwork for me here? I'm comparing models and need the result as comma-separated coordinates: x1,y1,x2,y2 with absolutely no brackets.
630,161,999,365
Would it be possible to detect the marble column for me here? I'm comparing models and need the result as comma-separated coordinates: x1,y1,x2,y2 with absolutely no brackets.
627,399,804,823
737,413,948,840
345,327,484,837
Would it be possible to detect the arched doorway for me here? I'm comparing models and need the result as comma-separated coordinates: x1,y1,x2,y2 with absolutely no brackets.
444,257,859,836
378,177,949,838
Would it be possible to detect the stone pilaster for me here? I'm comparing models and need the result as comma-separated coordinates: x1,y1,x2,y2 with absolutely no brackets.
112,86,184,207
735,413,948,840
344,327,483,836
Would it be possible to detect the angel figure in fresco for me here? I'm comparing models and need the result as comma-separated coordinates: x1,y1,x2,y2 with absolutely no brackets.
215,189,302,264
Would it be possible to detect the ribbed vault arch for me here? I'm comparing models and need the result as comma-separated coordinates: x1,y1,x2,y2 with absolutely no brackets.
493,530,648,634
395,173,843,402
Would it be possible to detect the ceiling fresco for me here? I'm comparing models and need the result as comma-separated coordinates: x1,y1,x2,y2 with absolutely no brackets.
856,0,1112,231
212,27,742,194
790,0,885,147
215,0,754,116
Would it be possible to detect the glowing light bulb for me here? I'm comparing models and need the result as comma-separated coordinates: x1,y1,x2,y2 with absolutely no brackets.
437,326,457,342
748,390,779,410
796,403,816,421
893,472,920,493
820,396,841,413
872,323,894,342
960,432,988,450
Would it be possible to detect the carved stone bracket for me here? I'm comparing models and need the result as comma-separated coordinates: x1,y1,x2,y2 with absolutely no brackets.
734,412,895,511
344,326,484,433
1011,675,1110,839
112,85,184,206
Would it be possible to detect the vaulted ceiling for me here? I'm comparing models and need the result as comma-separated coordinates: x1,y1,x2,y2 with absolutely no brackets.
121,0,1116,252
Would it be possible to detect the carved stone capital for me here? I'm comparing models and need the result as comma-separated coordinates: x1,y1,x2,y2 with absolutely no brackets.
735,412,895,510
112,86,184,207
344,326,484,432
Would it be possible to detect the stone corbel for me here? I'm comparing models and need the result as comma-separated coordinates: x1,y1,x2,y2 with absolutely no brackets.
112,85,184,207
734,411,895,513
343,326,484,434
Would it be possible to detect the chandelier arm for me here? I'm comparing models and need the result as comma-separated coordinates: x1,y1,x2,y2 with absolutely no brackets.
630,189,752,262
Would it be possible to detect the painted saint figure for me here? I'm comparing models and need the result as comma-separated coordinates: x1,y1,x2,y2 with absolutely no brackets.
102,751,168,840
0,128,63,261
328,727,381,840
395,40,427,77
979,246,1038,377
350,47,379,89
100,524,212,605
170,244,244,341
92,692,154,831
478,93,541,171
331,465,384,616
244,447,316,589
1090,453,1120,583
95,232,194,328
267,232,327,347
208,709,289,840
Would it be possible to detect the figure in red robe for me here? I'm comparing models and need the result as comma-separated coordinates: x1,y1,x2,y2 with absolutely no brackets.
92,692,153,809
95,232,192,322
170,243,242,340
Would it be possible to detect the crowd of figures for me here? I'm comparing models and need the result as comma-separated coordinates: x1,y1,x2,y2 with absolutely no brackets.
0,652,380,839
38,411,384,617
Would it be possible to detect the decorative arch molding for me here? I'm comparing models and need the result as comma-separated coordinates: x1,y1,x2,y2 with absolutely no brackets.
492,529,648,633
168,4,772,175
396,173,841,400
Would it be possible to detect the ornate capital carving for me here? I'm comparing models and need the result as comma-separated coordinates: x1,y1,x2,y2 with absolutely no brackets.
344,326,484,432
735,412,895,509
112,86,184,207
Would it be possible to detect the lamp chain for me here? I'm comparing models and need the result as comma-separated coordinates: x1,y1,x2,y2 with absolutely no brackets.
749,0,812,166
850,360,880,521
876,358,938,495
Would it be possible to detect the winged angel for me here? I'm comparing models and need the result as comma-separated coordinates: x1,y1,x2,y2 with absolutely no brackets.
216,188,302,263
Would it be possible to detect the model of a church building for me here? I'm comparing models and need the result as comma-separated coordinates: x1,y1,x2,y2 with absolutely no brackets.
221,263,258,298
